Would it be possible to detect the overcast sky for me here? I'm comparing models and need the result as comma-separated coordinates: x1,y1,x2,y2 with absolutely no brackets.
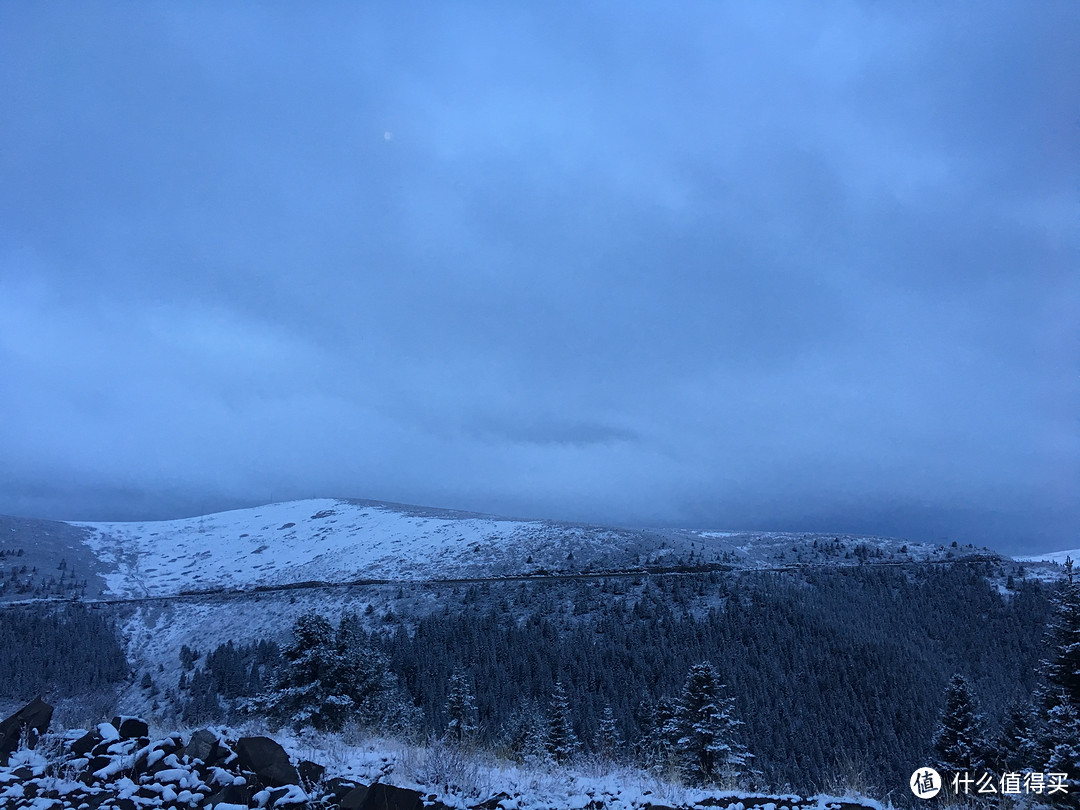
1,3,1077,554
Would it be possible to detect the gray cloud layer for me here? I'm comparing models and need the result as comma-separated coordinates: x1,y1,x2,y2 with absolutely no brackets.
1,3,1077,553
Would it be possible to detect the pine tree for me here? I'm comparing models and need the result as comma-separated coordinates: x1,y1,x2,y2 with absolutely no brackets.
932,673,988,774
247,611,408,732
640,696,678,775
596,705,622,760
546,680,579,763
1044,559,1080,702
671,662,749,785
1046,701,1080,807
445,669,478,743
1039,558,1080,805
991,701,1041,774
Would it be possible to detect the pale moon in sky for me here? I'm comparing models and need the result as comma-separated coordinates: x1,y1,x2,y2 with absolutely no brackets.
384,131,392,141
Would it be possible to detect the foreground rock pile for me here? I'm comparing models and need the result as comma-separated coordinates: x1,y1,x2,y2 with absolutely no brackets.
0,700,880,810
0,703,425,810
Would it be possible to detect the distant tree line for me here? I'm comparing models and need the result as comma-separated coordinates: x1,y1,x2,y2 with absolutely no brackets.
0,603,127,700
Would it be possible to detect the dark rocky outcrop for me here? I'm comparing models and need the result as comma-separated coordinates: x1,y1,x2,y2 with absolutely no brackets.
298,758,326,786
362,782,425,810
339,783,370,809
182,727,226,764
0,697,53,765
69,729,98,756
111,715,149,740
235,735,300,787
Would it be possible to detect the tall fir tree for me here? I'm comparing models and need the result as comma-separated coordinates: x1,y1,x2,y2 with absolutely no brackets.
1043,559,1080,701
931,673,988,774
445,669,479,743
669,662,749,785
991,701,1041,775
596,705,623,760
546,680,579,763
1040,558,1080,806
247,611,409,732
637,697,677,774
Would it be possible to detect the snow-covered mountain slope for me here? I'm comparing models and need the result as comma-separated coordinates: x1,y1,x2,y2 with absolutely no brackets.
0,514,110,601
65,497,994,599
73,499,649,598
1016,548,1079,565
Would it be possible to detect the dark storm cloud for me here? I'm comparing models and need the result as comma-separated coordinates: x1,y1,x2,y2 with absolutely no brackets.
1,2,1077,553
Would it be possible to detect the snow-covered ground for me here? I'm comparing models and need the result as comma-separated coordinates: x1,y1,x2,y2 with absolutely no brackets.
272,727,882,810
1016,548,1079,565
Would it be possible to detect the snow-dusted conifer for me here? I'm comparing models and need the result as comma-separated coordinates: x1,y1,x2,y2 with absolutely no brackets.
445,669,478,743
1044,558,1080,702
546,680,579,763
596,705,622,759
248,610,409,732
1039,557,1080,804
932,673,988,774
992,701,1041,774
671,662,749,785
639,697,677,774
497,698,548,763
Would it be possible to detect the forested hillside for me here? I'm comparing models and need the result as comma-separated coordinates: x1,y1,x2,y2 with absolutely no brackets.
170,562,1053,798
0,603,127,701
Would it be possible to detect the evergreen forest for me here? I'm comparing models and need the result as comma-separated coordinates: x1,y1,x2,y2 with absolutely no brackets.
173,562,1056,799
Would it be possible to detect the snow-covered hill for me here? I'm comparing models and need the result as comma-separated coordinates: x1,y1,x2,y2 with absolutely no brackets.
73,499,653,599
1016,548,1079,565
65,498,994,599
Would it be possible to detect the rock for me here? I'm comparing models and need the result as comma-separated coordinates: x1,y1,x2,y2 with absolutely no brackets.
361,782,424,810
0,696,53,765
267,785,292,806
85,754,112,773
184,728,223,764
70,730,100,756
476,792,512,810
154,734,184,758
111,716,149,740
96,722,120,741
339,784,370,810
145,754,179,776
298,759,325,786
325,777,364,799
206,782,253,807
91,740,118,757
235,735,300,788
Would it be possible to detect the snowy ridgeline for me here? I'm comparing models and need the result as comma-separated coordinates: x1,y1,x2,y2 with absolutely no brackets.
0,713,886,810
75,499,638,597
1017,548,1080,566
71,498,982,599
